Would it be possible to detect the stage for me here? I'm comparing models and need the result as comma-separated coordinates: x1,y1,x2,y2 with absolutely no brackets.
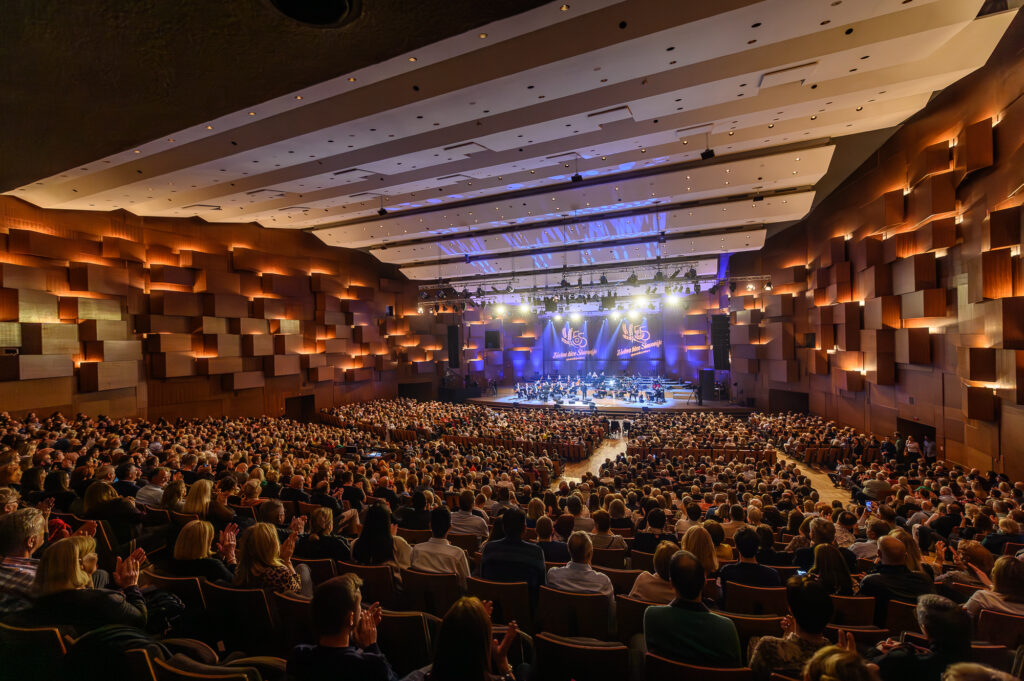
467,387,751,415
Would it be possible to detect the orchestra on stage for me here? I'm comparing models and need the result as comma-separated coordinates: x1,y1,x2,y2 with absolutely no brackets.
513,371,667,404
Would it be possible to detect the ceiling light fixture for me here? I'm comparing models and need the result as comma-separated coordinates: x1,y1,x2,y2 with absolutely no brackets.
560,3,570,10
479,32,488,38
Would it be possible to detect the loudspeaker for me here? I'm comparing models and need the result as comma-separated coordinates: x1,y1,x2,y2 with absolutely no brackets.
711,314,730,370
484,330,501,349
447,325,460,368
699,368,715,401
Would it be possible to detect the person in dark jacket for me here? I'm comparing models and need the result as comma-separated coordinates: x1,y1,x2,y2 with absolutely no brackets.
16,535,147,636
295,508,351,562
864,594,971,681
81,482,145,545
719,527,781,603
164,519,237,583
535,516,570,563
395,491,431,530
480,509,547,598
288,573,398,681
858,536,934,627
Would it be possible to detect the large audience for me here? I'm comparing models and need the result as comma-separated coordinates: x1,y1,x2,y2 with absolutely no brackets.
0,402,1021,681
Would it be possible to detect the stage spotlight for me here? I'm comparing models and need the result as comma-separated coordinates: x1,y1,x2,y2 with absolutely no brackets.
701,148,715,160
495,304,507,316
377,207,388,217
599,274,609,284
554,313,563,321
610,310,621,320
626,272,638,285
476,287,485,296
571,172,583,182
685,267,697,279
764,281,773,291
669,269,681,279
666,293,680,306
628,309,640,320
635,295,648,307
746,282,755,292
416,305,423,314
560,277,570,287
437,290,447,299
654,270,665,282
519,302,530,313
505,284,514,293
694,282,701,293
729,281,737,294
570,311,581,322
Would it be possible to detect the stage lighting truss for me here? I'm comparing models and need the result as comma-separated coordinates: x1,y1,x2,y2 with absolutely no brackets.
727,274,772,295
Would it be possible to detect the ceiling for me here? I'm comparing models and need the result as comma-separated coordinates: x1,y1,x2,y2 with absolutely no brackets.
5,0,1019,292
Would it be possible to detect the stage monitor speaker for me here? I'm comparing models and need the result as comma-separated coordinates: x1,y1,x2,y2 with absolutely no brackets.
484,330,501,349
699,368,715,401
711,314,730,370
447,325,460,368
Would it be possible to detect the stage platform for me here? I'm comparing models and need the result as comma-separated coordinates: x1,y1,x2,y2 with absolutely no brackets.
467,388,752,415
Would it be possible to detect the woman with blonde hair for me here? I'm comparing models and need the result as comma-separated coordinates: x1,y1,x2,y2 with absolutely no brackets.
240,479,264,507
167,519,238,583
20,535,146,634
182,479,212,517
525,498,545,529
889,527,934,579
295,507,352,561
802,644,876,681
234,522,311,595
628,540,679,603
82,481,144,544
682,525,719,574
964,555,1024,618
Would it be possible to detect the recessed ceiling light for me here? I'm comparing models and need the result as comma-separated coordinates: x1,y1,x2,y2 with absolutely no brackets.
133,149,140,154
856,106,863,111
348,77,357,82
682,140,688,144
728,131,734,136
167,138,174,142
205,125,213,130
479,32,487,38
248,112,255,116
560,3,570,10
810,115,817,120
767,123,774,128
295,95,303,100
408,57,417,62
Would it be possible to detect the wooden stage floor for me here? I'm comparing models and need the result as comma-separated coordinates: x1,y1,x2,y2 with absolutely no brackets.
467,388,752,415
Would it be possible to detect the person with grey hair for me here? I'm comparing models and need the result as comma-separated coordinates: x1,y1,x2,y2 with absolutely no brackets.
864,594,971,681
858,535,934,627
0,508,90,614
545,530,614,616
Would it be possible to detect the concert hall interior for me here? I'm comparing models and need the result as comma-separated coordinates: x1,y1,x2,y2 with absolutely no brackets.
3,2,1024,681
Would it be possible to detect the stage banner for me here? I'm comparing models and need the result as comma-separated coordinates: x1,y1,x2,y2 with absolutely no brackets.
542,315,663,366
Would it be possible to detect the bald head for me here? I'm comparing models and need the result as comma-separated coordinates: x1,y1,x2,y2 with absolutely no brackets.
877,535,906,566
668,550,706,600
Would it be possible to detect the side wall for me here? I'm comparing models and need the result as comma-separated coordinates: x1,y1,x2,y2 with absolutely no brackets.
729,12,1024,479
0,197,447,419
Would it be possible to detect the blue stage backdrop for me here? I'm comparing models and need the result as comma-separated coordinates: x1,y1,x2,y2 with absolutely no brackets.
541,315,664,374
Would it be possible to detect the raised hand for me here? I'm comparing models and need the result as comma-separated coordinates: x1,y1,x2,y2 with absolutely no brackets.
780,614,795,635
73,520,98,538
35,497,55,516
355,607,378,647
129,547,148,566
280,531,298,563
217,523,239,561
113,555,140,588
492,621,519,673
481,599,495,619
289,515,307,534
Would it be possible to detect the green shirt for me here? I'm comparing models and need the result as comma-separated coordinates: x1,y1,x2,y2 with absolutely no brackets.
643,600,742,667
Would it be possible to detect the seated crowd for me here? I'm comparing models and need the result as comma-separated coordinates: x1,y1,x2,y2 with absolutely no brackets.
0,403,1021,681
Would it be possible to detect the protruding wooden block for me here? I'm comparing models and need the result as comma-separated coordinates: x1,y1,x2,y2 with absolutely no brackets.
771,266,806,286
730,325,760,345
836,324,860,351
908,141,951,188
102,236,146,263
301,353,326,368
223,371,265,391
150,265,196,287
345,367,374,382
895,328,931,364
819,237,846,269
882,233,918,264
0,322,21,347
964,386,997,421
150,291,201,317
59,297,121,321
957,347,997,382
20,323,79,355
309,365,334,382
273,334,302,355
864,190,905,233
837,370,865,393
261,273,309,297
914,217,955,252
192,316,229,334
229,318,269,335
145,333,192,353
253,298,287,319
194,334,241,357
854,265,892,300
863,296,901,330
78,360,138,391
82,340,142,362
986,205,1022,251
194,270,241,294
79,320,129,341
864,353,896,386
967,248,1013,303
0,289,60,323
850,237,884,272
202,293,248,318
0,355,73,381
764,322,794,360
197,356,244,375
353,325,382,343
956,118,994,177
860,329,896,354
263,355,301,376
150,352,194,378
69,263,133,296
808,350,829,375
310,273,347,294
270,319,300,334
832,302,862,327
901,289,946,319
826,282,852,304
907,171,956,226
319,338,350,354
733,309,762,325
893,253,937,295
982,297,1024,349
242,335,274,357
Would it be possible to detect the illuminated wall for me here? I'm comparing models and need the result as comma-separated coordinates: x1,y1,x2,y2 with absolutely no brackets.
728,13,1024,479
0,197,448,418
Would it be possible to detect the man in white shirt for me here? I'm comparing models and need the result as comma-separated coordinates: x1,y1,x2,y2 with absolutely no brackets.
135,467,170,507
545,531,615,626
850,518,889,560
410,507,470,590
449,490,490,543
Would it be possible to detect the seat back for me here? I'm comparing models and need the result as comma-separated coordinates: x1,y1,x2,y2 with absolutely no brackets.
297,501,321,518
336,561,398,607
171,511,200,526
591,547,626,569
883,599,921,634
593,566,643,595
378,609,441,677
467,577,532,630
723,583,789,616
1002,541,1024,556
536,586,611,639
400,569,461,617
615,594,658,644
396,528,432,545
141,569,207,609
644,653,754,680
271,591,315,650
152,657,250,681
824,624,889,647
630,550,655,572
829,595,875,626
291,557,337,585
227,505,256,521
767,565,800,581
447,532,480,555
0,621,67,681
977,609,1024,649
533,632,629,681
200,581,277,654
715,611,784,653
